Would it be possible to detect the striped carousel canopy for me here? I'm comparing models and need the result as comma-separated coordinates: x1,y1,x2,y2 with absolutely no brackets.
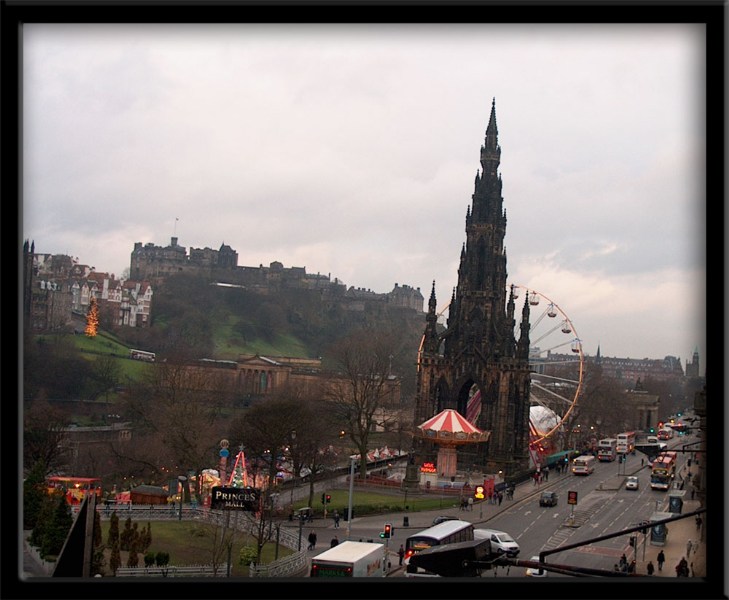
416,409,490,443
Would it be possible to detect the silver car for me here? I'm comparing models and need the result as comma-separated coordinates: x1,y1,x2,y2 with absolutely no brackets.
625,476,639,490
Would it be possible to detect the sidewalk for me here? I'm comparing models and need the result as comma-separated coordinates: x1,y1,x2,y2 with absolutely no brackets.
634,463,705,578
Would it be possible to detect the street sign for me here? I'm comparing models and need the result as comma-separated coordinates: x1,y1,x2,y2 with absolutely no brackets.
567,490,578,505
210,486,260,511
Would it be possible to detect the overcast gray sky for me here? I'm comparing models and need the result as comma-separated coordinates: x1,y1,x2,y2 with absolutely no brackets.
22,23,706,372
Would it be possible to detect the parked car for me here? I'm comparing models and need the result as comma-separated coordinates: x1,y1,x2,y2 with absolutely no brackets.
539,491,558,507
432,515,457,526
525,555,548,577
474,528,520,557
625,476,639,490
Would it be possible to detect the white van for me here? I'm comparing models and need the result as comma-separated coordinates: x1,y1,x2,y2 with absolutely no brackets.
474,529,520,557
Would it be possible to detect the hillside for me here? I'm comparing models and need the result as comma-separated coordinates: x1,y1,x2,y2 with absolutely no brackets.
112,273,427,397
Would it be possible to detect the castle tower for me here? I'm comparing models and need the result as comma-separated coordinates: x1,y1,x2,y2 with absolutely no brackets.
414,99,532,474
686,346,700,378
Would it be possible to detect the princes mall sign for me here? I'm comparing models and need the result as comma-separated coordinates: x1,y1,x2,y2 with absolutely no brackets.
210,486,260,511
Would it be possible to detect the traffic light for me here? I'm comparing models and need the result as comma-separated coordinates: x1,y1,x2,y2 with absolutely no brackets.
629,536,636,547
380,523,393,538
326,494,332,504
649,427,655,433
474,485,485,500
321,493,326,505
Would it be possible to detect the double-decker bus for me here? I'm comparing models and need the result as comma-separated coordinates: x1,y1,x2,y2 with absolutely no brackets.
571,454,596,475
47,476,102,505
404,520,474,576
597,438,617,462
650,451,678,490
616,431,636,455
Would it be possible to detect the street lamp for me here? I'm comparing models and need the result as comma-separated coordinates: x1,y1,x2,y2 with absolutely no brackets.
178,475,187,520
346,455,356,540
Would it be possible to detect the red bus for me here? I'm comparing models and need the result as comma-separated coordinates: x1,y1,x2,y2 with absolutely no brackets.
650,452,677,490
47,476,102,505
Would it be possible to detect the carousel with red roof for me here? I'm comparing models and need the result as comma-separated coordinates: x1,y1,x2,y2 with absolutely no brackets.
414,408,490,483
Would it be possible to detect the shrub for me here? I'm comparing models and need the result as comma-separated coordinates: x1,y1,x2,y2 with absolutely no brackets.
126,548,138,568
144,552,156,567
109,540,121,574
155,551,170,567
238,546,257,566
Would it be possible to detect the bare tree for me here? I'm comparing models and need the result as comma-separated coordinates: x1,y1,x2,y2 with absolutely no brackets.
23,396,70,476
208,512,240,576
228,389,305,563
113,358,227,486
323,328,398,479
90,354,122,404
567,363,631,444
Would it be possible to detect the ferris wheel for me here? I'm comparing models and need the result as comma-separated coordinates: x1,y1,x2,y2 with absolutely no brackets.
511,284,584,449
416,285,584,452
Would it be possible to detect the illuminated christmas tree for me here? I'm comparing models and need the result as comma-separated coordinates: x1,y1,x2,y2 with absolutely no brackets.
85,296,99,337
227,447,248,487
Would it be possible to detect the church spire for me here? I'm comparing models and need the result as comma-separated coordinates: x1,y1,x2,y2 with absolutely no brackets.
480,97,501,174
517,291,531,358
423,281,440,354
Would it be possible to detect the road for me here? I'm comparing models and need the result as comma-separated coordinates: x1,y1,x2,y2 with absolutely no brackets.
294,433,696,577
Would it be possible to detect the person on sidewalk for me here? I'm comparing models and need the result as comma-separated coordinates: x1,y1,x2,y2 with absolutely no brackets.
657,550,665,571
676,557,689,577
330,535,339,548
646,560,655,575
397,545,405,566
686,539,693,558
333,510,340,528
695,515,702,531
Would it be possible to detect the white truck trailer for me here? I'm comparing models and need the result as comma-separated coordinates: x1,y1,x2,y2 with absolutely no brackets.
310,541,385,578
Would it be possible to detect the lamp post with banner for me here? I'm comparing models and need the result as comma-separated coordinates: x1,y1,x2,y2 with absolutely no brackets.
178,475,187,520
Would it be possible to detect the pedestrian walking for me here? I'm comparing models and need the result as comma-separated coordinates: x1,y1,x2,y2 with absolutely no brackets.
657,550,665,571
686,539,693,557
676,557,689,577
307,531,316,551
695,515,702,531
497,492,503,506
398,545,405,566
628,560,636,574
330,535,339,548
646,560,655,575
467,497,474,511
543,469,549,482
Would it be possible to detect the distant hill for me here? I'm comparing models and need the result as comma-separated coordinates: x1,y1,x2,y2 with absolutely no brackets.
113,273,427,398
